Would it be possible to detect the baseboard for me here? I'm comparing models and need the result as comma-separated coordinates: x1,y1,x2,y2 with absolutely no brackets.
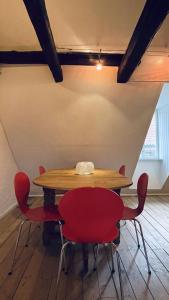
29,193,65,197
0,203,17,219
121,193,169,196
30,193,169,198
29,194,43,197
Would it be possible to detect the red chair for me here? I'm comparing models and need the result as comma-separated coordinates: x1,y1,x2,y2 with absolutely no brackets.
122,173,151,274
8,172,63,275
38,166,66,196
119,165,125,176
39,165,46,175
56,187,125,299
114,165,126,196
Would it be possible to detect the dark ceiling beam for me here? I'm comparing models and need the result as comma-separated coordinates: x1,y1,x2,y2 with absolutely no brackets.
0,51,45,64
117,0,169,83
23,0,63,82
0,51,123,66
59,52,123,66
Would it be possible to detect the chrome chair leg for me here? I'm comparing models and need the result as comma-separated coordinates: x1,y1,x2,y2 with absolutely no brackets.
109,244,115,273
93,244,99,271
8,219,26,275
58,222,67,273
104,244,119,300
116,250,124,300
25,222,32,247
111,250,115,274
56,241,70,298
134,219,151,274
133,219,140,248
92,244,96,270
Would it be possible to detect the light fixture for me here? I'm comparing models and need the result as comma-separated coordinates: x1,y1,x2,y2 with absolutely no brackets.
75,161,95,175
96,62,102,70
96,49,103,70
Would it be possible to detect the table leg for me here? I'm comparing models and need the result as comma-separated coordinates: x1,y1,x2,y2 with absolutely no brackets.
81,244,89,275
114,188,121,196
113,189,121,245
43,188,56,206
113,222,120,245
43,188,56,246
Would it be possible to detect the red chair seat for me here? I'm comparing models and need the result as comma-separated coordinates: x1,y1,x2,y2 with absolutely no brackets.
119,165,125,176
25,205,61,222
9,171,63,276
56,187,125,298
122,173,148,221
121,173,151,274
59,187,124,244
122,206,138,220
62,222,119,244
39,166,46,175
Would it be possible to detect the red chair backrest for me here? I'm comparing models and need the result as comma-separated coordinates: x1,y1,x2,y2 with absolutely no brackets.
59,187,124,243
14,172,30,214
39,166,46,175
137,173,148,214
119,165,125,176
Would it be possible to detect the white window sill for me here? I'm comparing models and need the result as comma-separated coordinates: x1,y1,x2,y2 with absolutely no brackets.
139,158,163,161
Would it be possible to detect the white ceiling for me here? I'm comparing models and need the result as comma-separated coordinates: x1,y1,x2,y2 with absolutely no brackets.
0,0,168,53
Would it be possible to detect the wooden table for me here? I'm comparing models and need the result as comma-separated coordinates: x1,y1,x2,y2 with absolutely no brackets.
33,168,132,191
33,168,132,272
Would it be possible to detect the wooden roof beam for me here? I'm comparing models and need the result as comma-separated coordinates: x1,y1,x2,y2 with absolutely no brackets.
0,51,123,66
117,0,169,83
23,0,63,82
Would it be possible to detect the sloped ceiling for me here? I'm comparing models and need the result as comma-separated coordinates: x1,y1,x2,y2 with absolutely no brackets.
0,0,168,53
0,65,162,193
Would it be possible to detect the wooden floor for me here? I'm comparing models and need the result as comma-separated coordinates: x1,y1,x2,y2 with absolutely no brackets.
1,195,169,300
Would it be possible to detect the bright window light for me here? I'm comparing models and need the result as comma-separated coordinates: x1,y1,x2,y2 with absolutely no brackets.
140,112,158,160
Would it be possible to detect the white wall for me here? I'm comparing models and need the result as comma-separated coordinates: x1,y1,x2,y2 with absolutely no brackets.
131,83,169,192
0,65,162,195
131,160,164,190
0,121,18,216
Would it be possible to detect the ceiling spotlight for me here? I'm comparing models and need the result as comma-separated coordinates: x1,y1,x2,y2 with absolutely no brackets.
96,49,102,71
96,62,102,71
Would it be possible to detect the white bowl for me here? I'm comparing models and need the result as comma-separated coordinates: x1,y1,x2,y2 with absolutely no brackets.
75,161,95,175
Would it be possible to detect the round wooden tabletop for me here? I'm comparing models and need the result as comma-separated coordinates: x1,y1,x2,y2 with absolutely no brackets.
33,168,132,190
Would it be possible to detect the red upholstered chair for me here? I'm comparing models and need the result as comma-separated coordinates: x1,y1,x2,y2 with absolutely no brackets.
39,165,66,196
8,172,62,275
39,165,46,175
119,165,125,176
114,165,126,195
122,173,151,274
56,187,125,299
38,165,47,197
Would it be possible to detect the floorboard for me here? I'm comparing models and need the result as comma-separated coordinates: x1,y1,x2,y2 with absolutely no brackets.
0,195,169,300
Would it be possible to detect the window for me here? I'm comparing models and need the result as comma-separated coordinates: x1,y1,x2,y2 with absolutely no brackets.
139,112,159,160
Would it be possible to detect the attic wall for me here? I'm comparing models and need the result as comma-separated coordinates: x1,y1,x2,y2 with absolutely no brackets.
0,65,162,195
0,120,18,216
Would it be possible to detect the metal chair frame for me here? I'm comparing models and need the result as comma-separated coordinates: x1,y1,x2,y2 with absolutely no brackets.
56,224,125,300
8,219,64,275
8,218,29,275
122,173,151,275
132,218,151,274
